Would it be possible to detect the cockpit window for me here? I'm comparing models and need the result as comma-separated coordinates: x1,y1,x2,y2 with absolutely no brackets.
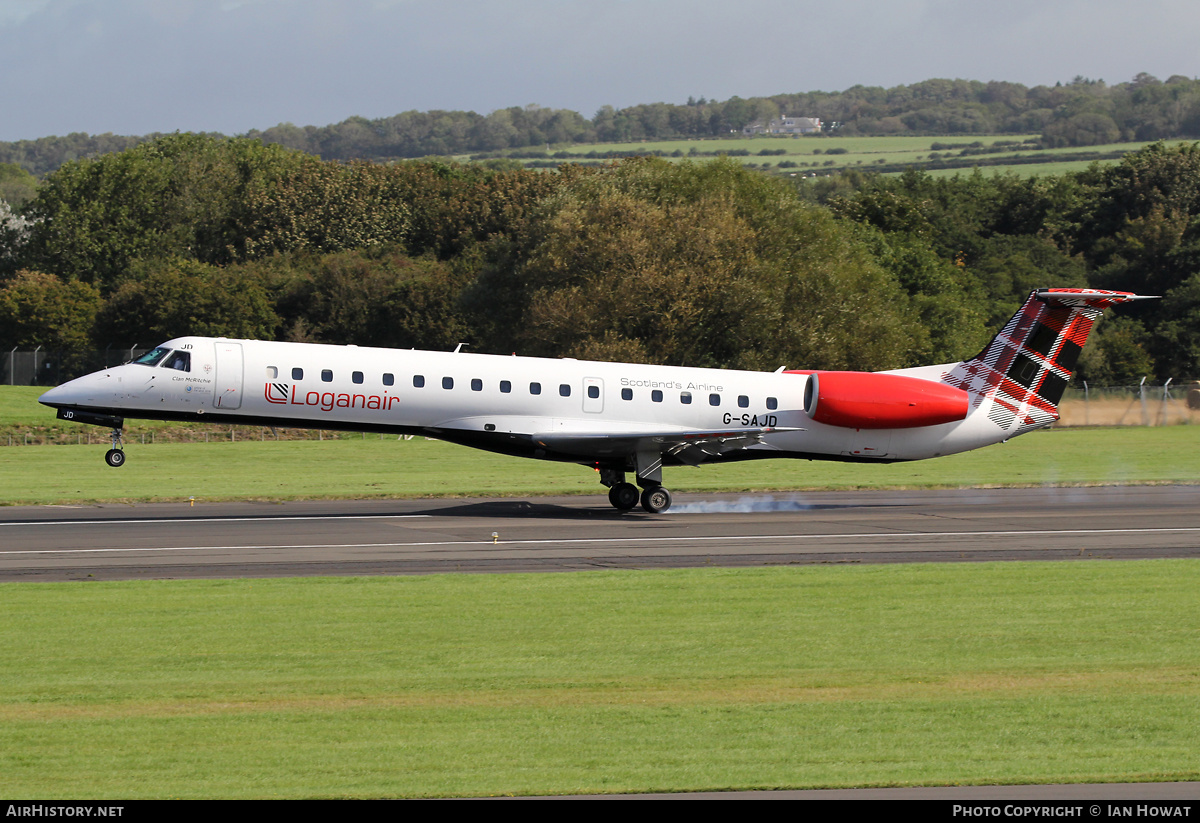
133,346,171,366
162,351,191,372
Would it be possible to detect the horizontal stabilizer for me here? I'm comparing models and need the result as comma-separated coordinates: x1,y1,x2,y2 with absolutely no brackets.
1034,288,1157,307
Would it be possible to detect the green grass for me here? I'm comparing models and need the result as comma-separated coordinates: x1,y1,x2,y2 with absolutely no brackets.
6,379,1198,797
922,160,1093,179
1,561,1196,797
541,134,1024,157
3,385,70,428
479,134,1196,178
2,388,1199,505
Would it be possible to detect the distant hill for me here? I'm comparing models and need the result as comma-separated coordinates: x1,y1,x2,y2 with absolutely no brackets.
3,73,1200,177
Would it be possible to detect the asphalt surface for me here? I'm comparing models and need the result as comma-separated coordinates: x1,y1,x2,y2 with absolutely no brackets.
5,486,1199,801
2,485,1197,582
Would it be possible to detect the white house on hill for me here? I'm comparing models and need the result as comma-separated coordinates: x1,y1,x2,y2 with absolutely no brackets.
742,116,822,135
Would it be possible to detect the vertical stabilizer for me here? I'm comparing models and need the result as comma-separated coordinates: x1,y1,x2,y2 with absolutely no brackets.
943,288,1149,435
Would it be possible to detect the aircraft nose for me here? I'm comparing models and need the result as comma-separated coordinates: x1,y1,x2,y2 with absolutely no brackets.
39,372,109,409
38,382,72,408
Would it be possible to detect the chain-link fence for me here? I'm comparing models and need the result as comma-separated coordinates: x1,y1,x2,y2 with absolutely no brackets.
3,348,150,386
1057,380,1200,426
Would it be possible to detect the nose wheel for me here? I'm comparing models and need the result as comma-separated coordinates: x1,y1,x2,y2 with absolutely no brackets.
104,428,125,467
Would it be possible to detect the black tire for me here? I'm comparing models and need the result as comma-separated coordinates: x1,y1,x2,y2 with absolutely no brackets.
640,486,672,514
104,449,125,468
608,482,640,510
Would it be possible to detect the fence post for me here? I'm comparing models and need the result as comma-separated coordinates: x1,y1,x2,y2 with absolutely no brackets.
1160,378,1173,426
1139,377,1149,426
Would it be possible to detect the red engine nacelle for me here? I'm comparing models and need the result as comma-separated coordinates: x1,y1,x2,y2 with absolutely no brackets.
787,370,970,430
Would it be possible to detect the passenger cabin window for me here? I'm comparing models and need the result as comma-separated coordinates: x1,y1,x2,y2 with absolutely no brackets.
162,351,191,372
500,380,512,393
621,388,633,401
709,393,721,406
292,367,304,380
442,377,454,390
587,385,600,399
680,392,692,405
134,347,171,367
383,373,395,386
767,397,778,410
352,371,364,385
413,375,425,388
266,366,278,379
738,395,749,408
321,369,333,383
652,390,663,403
530,382,542,395
471,378,483,391
559,384,571,397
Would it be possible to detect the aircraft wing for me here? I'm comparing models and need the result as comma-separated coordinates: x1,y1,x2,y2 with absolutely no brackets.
531,426,803,465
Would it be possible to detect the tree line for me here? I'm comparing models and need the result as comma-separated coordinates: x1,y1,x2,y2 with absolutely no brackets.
4,74,1200,180
1,134,1197,384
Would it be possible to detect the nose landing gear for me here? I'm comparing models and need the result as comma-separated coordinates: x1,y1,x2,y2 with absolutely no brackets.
104,428,125,467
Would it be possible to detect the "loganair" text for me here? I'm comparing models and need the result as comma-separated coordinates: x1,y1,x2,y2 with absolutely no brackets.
265,383,399,412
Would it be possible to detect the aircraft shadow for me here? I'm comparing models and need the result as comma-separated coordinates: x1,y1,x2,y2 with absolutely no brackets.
411,499,893,519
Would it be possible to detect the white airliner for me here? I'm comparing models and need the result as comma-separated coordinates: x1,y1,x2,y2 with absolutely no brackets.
39,288,1148,513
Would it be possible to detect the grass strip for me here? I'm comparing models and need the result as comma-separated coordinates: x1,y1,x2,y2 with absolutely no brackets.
0,425,1198,505
0,561,1197,797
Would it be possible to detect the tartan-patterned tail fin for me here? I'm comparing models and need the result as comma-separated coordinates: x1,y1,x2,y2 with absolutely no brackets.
942,288,1152,435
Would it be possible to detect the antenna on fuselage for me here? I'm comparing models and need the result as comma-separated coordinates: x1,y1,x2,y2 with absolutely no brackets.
453,343,470,353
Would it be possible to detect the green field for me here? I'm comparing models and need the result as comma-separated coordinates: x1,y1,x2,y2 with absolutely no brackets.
480,134,1196,178
1,561,1196,797
1,425,1199,506
4,386,1199,798
2,384,1198,504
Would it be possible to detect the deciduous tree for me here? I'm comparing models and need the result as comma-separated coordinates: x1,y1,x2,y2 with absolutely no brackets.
0,269,101,350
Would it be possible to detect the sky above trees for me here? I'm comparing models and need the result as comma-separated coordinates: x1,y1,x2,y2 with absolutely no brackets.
1,0,1198,142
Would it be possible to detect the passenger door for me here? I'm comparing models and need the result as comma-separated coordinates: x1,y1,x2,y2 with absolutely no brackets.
213,341,244,410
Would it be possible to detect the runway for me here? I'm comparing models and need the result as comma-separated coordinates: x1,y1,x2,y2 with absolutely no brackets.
6,488,1200,801
2,485,1198,581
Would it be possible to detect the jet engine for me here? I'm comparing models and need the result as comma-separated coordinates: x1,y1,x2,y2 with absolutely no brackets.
791,370,970,430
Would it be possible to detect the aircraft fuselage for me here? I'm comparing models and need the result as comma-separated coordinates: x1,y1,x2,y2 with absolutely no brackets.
39,336,1000,468
38,288,1149,512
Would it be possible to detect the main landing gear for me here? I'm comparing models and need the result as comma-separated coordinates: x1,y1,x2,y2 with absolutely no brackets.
599,463,673,514
607,482,641,511
104,427,125,467
639,486,672,514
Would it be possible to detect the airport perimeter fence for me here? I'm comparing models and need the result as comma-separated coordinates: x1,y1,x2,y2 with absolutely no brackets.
1058,380,1200,426
4,347,150,387
2,349,1198,446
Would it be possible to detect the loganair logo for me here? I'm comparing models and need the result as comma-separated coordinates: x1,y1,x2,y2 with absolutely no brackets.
265,382,400,412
